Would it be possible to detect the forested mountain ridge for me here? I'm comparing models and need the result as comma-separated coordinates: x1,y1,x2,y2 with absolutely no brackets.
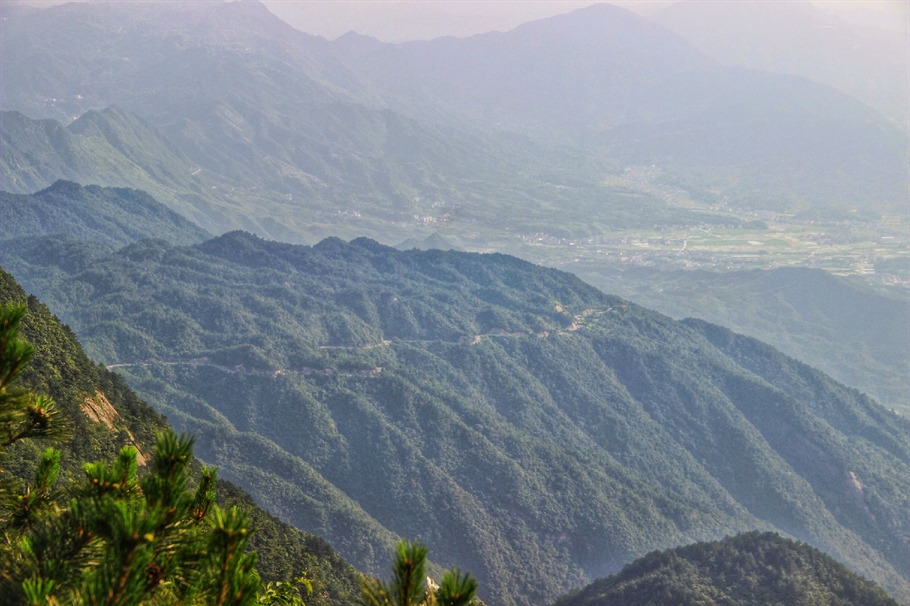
553,531,899,606
0,267,362,604
3,232,907,606
0,180,210,247
0,108,237,232
4,170,904,420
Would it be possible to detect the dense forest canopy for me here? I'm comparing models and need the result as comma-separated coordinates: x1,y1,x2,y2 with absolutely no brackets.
3,233,907,605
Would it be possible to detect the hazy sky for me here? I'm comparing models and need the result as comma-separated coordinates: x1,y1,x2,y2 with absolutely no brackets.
15,1,910,41
259,0,910,42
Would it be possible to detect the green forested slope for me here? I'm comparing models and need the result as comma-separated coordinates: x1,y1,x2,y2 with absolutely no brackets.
575,266,910,414
553,531,898,606
0,180,210,247
3,232,907,606
0,268,361,605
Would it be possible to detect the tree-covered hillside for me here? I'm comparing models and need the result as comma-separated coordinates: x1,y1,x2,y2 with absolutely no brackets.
0,268,361,604
3,232,907,606
553,531,898,606
572,265,910,414
0,180,210,248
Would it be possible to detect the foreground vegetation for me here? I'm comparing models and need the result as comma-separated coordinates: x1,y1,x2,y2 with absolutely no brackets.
1,302,296,604
358,540,479,606
0,271,362,604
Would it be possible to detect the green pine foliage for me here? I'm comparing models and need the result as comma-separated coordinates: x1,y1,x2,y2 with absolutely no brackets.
359,540,479,606
552,532,899,606
0,304,65,451
0,301,289,604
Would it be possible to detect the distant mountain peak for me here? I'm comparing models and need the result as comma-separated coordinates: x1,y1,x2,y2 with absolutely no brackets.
508,1,704,49
555,531,900,606
38,179,83,196
335,30,383,44
2,182,209,247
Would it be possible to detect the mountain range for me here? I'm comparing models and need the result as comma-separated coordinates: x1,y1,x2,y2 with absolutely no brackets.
5,177,903,417
4,258,904,604
3,229,907,606
329,2,908,209
2,0,906,244
652,0,910,130
1,2,907,604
